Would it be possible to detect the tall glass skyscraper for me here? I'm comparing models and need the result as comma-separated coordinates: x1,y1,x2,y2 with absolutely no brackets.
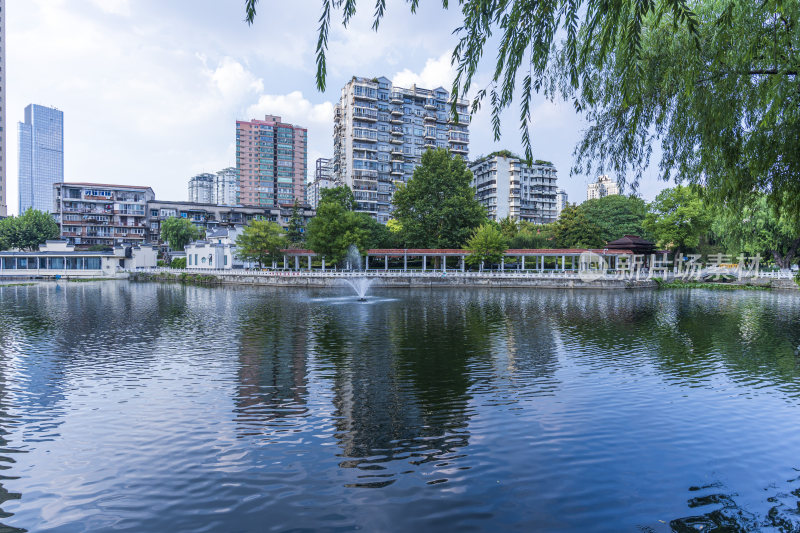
18,104,64,213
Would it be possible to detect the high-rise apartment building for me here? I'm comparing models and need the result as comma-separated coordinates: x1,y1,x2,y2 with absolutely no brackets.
188,173,215,204
0,0,6,216
586,174,620,200
18,104,64,213
53,182,155,247
470,153,558,224
556,189,568,216
188,168,239,206
333,76,470,223
236,115,307,208
306,157,336,209
214,167,239,206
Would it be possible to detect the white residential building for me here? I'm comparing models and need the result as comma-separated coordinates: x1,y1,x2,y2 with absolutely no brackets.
556,189,568,216
306,157,336,209
214,167,239,206
470,153,558,223
333,76,470,223
189,173,215,204
587,175,620,200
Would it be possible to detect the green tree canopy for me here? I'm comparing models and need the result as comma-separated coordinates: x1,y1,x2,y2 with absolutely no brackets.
713,196,800,269
0,209,59,251
306,185,389,264
319,185,356,211
643,186,712,254
509,222,556,249
235,220,286,267
580,195,649,244
570,1,799,215
392,148,487,248
286,200,306,247
160,217,203,251
465,223,508,269
553,204,604,249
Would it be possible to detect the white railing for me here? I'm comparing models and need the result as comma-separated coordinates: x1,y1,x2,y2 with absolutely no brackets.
128,266,798,281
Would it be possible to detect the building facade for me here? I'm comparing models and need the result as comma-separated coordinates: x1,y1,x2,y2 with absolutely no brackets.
333,76,470,223
146,200,315,245
0,240,157,278
188,173,215,204
306,157,336,209
18,104,64,213
470,153,558,223
214,167,239,206
587,174,620,200
236,115,307,208
53,182,155,247
556,189,568,216
0,0,6,216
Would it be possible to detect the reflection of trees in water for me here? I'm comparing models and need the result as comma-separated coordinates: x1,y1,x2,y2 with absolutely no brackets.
545,290,800,396
233,299,308,439
667,476,800,532
307,290,559,487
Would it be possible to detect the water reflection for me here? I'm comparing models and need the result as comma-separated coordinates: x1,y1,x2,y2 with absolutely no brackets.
0,283,797,531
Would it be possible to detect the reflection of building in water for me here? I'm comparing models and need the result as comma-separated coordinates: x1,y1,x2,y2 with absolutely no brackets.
234,300,308,437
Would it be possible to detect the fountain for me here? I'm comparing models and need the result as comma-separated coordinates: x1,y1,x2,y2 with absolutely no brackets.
343,244,372,301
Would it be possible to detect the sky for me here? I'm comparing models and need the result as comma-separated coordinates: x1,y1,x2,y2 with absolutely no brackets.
6,0,672,216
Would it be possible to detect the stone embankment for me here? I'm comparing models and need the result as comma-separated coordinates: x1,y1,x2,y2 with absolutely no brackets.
129,270,659,290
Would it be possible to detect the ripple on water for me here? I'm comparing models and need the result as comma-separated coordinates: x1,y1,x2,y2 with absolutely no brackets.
0,284,798,531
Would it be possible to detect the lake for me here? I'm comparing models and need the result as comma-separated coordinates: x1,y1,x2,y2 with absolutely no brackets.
0,281,798,532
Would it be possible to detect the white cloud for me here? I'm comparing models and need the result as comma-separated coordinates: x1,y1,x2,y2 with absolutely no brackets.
207,57,264,100
246,91,333,125
392,51,455,90
90,0,131,16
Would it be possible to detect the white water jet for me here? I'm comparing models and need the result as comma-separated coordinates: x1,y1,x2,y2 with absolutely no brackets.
343,278,373,301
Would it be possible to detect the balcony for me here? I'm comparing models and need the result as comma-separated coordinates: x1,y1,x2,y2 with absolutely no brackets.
390,128,403,136
389,117,403,125
389,137,403,145
424,99,437,110
390,92,404,103
424,114,436,122
450,145,469,154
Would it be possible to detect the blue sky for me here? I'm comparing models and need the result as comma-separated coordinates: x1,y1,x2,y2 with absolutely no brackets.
7,0,671,215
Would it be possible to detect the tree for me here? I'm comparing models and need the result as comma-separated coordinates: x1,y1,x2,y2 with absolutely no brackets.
498,217,519,241
160,217,203,251
713,196,800,270
553,204,604,249
509,222,556,249
0,209,59,251
286,200,306,247
465,223,507,270
643,186,712,254
319,185,356,211
580,195,649,244
235,220,285,267
569,1,800,216
392,148,486,248
306,185,375,265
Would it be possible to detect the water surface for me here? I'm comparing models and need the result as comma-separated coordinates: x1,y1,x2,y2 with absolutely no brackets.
0,282,799,532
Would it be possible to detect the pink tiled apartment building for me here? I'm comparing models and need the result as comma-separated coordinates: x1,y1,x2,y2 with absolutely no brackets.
236,115,308,208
